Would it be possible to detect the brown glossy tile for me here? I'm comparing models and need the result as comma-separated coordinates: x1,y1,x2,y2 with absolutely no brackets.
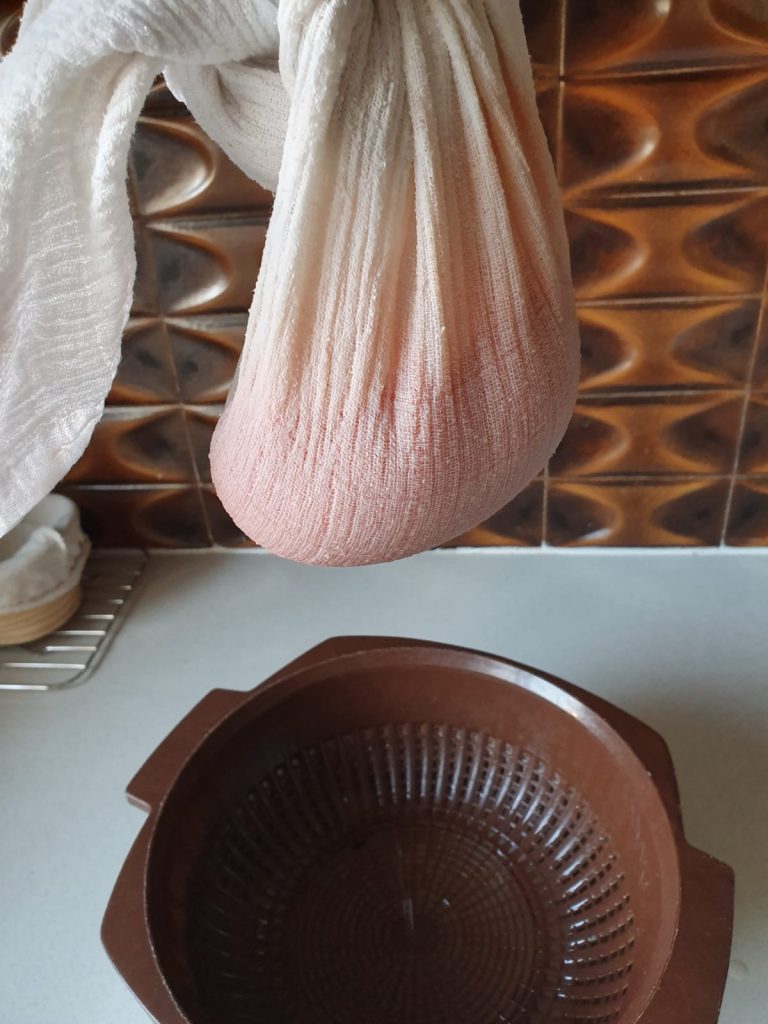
57,487,211,547
0,5,20,54
567,192,768,300
716,0,768,49
551,393,743,476
131,226,159,316
168,315,246,403
726,477,768,544
108,318,179,405
148,220,267,315
566,206,641,299
520,0,564,73
131,115,273,218
64,408,194,485
651,476,730,544
547,478,729,545
201,488,256,548
713,0,768,46
143,76,185,111
578,299,760,390
565,0,768,76
184,407,221,483
562,69,768,194
662,394,743,471
445,482,544,547
738,396,768,472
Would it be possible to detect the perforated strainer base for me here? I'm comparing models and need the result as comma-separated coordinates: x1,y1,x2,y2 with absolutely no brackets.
187,724,636,1024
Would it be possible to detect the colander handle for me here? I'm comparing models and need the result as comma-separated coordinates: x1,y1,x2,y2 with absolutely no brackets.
101,822,187,1024
122,641,401,813
641,842,734,1023
126,688,249,812
552,679,685,832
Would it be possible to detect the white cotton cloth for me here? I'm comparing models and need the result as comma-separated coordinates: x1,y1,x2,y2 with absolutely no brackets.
0,0,579,566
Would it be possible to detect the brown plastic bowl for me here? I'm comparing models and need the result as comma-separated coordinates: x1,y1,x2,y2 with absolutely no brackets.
103,637,733,1024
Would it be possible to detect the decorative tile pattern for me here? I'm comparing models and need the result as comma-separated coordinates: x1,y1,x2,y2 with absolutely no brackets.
562,70,768,193
567,192,768,300
107,319,179,405
551,393,743,476
548,478,730,546
578,299,761,390
564,0,768,75
141,220,267,315
726,476,768,544
169,315,246,404
57,487,210,548
201,488,255,548
64,408,195,485
738,396,768,473
184,407,221,483
2,1,767,547
131,115,273,218
447,482,544,547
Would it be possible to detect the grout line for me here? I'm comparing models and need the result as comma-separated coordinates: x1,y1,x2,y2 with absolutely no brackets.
128,166,204,512
554,0,566,189
177,404,216,544
195,483,216,548
99,403,179,418
566,187,765,208
574,293,762,309
564,183,766,202
548,473,729,484
561,58,768,84
181,403,224,415
110,355,754,404
574,388,742,401
76,459,736,532
147,213,272,231
163,314,183,405
558,0,567,80
163,312,249,326
721,257,768,542
554,78,565,187
63,474,744,493
180,407,203,489
576,387,746,399
62,484,195,493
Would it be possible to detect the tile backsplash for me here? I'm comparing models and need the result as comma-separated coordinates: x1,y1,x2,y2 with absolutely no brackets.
3,1,768,547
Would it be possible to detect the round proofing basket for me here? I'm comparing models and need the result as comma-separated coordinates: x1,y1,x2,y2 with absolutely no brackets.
103,638,733,1024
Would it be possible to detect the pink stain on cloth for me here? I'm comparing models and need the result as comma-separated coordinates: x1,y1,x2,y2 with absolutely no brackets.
0,0,578,566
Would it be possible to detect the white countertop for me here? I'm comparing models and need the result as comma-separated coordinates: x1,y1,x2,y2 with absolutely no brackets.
1,549,766,1024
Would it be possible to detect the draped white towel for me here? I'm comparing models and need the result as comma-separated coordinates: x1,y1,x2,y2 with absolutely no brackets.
0,0,578,565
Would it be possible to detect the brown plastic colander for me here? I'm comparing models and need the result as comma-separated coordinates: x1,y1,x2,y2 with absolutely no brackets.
102,637,733,1024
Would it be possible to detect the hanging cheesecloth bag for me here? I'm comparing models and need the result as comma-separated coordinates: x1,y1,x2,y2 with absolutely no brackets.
0,0,578,565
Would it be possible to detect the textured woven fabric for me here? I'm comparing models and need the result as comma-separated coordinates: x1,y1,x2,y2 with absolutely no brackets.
0,0,578,565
